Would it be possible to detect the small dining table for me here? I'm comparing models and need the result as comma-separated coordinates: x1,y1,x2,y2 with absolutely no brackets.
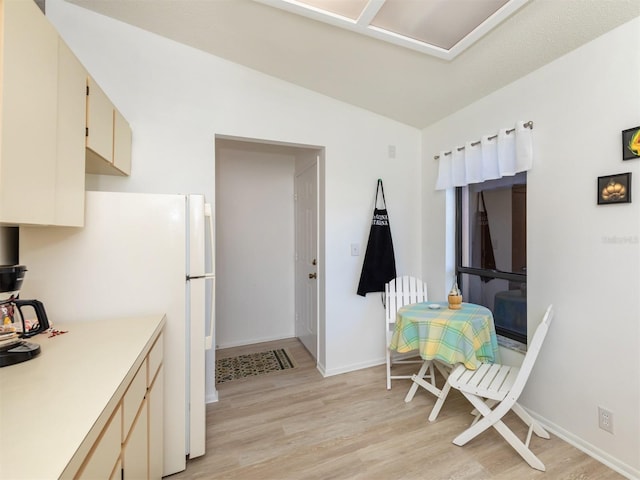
389,301,500,421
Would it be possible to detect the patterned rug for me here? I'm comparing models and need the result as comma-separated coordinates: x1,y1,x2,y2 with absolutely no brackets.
216,348,295,384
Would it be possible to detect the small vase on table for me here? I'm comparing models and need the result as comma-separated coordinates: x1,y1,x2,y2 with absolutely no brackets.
448,281,462,310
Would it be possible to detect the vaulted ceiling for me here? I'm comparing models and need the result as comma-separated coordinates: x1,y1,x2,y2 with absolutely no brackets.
66,0,639,128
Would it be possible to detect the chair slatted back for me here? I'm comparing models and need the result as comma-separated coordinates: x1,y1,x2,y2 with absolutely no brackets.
506,305,554,400
385,276,428,327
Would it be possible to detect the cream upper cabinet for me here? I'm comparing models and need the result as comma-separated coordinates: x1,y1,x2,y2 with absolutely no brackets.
85,77,113,163
0,0,85,226
1,0,58,225
56,39,87,227
0,0,131,228
86,76,132,176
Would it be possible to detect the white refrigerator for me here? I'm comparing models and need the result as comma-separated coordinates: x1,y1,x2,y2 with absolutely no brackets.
19,191,216,477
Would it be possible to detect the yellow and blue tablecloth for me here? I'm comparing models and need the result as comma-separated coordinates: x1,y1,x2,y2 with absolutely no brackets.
389,302,500,370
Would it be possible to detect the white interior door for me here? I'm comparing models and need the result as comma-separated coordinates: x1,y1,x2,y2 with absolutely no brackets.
295,162,318,359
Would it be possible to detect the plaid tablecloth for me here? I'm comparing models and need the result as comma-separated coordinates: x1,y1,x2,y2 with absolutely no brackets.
389,302,500,370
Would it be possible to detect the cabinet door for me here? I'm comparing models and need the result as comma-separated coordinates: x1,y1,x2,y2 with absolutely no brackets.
55,39,86,227
85,77,131,177
86,77,113,165
123,399,148,480
148,365,164,479
113,108,132,175
1,0,58,224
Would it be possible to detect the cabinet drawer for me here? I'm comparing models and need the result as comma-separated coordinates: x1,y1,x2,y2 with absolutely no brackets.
122,360,146,439
122,398,148,480
109,459,122,480
148,333,163,386
77,405,121,479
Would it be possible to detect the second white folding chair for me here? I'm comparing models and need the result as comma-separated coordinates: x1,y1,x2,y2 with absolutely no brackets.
385,276,436,390
447,305,554,471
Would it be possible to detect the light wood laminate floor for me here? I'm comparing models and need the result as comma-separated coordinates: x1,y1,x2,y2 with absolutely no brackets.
169,338,624,480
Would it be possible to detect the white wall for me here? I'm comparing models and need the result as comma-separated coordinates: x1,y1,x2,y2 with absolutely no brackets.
422,18,640,478
46,0,422,376
215,142,296,348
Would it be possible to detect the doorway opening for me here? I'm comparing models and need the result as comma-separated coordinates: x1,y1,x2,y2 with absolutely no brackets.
213,135,324,369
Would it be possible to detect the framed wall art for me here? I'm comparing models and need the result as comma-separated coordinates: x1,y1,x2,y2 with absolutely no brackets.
622,126,640,160
598,172,631,205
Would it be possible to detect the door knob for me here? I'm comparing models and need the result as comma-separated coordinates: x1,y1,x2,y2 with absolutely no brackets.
308,273,317,279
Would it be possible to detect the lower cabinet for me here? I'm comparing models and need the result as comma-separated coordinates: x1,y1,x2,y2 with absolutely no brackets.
75,332,164,479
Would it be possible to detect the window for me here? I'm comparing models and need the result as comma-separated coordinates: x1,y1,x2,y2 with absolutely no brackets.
455,172,527,343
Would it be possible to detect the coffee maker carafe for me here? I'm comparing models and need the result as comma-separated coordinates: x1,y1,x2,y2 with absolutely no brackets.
0,265,49,367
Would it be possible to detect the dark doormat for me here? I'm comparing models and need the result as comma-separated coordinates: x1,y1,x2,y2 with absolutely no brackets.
215,348,295,384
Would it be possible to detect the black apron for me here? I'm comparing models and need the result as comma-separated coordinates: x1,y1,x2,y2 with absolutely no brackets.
357,180,397,296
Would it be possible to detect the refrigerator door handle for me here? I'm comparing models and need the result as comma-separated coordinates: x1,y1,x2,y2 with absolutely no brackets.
187,274,214,280
204,202,215,351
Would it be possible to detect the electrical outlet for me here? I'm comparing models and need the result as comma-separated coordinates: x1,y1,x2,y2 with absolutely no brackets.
598,406,614,433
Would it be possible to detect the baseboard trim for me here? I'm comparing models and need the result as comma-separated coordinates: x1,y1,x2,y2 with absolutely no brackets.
205,391,219,404
529,410,640,479
320,357,384,377
216,334,295,350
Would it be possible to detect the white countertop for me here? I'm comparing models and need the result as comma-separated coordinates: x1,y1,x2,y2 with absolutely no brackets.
0,315,165,479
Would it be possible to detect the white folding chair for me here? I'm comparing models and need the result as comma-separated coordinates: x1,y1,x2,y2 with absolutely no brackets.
385,276,436,390
447,305,554,471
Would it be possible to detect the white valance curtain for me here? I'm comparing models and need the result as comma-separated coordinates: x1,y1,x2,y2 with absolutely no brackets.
435,120,533,190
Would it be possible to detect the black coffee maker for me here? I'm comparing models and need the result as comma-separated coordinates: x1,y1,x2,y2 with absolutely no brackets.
0,265,50,367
